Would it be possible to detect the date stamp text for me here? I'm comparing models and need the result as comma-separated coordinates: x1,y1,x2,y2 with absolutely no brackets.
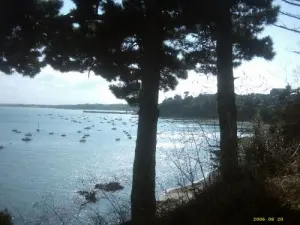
253,217,284,222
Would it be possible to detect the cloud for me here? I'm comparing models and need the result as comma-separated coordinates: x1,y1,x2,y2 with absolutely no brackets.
0,58,291,105
0,66,125,105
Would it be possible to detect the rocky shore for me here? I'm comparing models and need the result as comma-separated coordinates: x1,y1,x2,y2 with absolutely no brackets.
159,170,219,202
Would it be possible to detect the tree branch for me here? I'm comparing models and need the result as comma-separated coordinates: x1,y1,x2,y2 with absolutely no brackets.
280,11,300,20
273,24,300,34
281,0,300,7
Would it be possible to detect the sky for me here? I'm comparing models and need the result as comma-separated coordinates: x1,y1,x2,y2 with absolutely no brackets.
0,0,299,105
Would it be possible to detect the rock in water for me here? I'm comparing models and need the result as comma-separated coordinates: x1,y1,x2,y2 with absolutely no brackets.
77,190,89,196
22,137,32,142
94,182,124,192
77,190,97,203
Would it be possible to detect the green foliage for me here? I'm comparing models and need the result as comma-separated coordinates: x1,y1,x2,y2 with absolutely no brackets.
1,0,279,106
178,0,279,75
159,90,293,121
159,94,217,119
0,0,62,76
43,0,190,105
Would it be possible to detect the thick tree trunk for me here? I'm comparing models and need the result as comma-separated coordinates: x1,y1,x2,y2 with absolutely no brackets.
216,3,238,182
131,1,161,224
131,76,160,225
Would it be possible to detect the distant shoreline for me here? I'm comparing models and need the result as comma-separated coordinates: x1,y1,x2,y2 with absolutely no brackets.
0,104,138,111
83,110,137,115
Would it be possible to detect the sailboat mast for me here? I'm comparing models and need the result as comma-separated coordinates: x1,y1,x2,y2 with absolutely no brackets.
37,121,40,132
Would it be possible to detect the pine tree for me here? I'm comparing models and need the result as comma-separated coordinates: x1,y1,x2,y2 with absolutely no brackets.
179,0,279,181
42,1,191,223
0,0,62,76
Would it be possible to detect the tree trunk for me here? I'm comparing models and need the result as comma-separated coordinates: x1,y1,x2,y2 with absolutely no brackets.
131,1,161,224
131,76,159,225
216,3,238,182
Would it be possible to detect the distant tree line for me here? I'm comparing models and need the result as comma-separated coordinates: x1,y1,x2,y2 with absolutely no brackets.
159,86,294,122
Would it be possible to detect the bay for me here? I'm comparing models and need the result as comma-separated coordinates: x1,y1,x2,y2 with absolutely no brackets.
0,107,249,224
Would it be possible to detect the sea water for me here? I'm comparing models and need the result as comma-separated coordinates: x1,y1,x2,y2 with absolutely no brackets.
0,107,249,224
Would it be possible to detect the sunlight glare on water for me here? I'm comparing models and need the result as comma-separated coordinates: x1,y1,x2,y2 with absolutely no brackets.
0,107,249,224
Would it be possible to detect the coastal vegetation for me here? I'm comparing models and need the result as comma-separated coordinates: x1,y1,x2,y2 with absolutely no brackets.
159,85,293,122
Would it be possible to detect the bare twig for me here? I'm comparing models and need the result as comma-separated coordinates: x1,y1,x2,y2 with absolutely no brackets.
273,24,300,34
281,0,300,7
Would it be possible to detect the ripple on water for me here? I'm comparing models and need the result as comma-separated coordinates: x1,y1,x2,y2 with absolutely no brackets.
0,107,235,223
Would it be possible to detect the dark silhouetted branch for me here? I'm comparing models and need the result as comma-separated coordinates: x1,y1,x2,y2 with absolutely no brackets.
282,0,300,7
273,24,300,34
280,11,300,20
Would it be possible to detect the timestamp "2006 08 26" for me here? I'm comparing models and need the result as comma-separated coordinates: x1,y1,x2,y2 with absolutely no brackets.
253,217,284,222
